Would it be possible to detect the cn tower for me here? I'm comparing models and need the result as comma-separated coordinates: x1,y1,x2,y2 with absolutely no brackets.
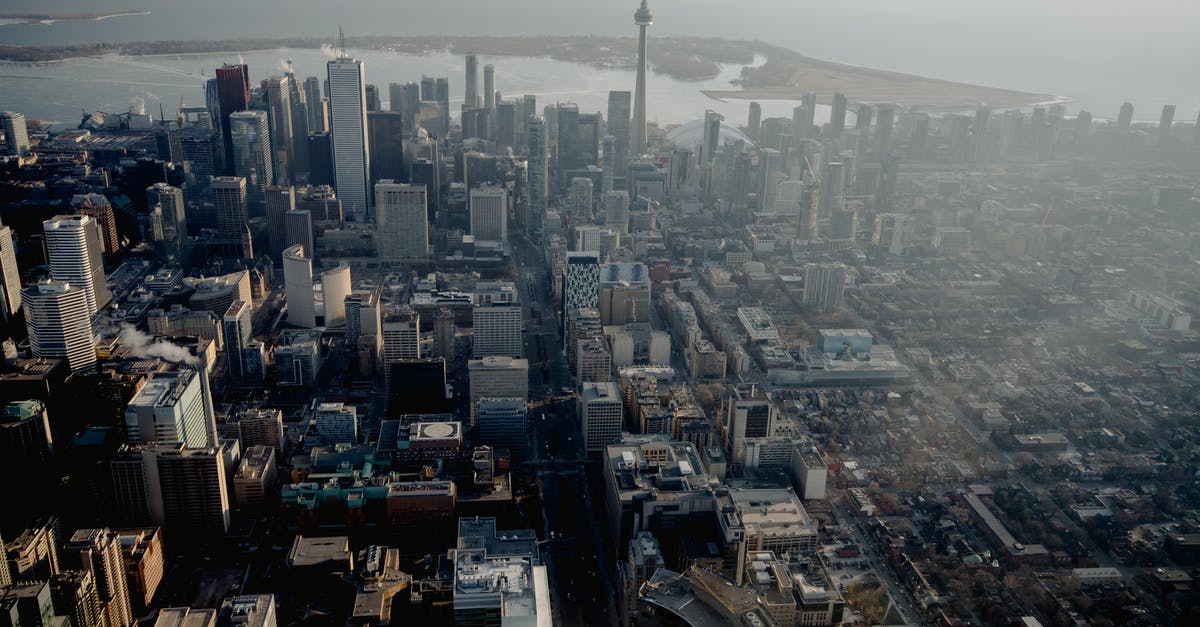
631,0,652,154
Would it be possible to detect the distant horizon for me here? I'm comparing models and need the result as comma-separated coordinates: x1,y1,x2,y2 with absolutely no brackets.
0,0,1195,121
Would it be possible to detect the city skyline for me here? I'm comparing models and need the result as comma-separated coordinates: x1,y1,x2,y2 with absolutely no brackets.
0,2,1197,626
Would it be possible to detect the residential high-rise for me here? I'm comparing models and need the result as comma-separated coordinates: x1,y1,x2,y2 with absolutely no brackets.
830,92,848,134
125,368,216,449
375,181,429,260
631,0,653,154
1158,104,1176,145
327,56,371,218
563,252,601,327
43,214,111,316
747,101,762,141
580,381,622,452
214,64,250,170
793,91,816,140
64,528,133,627
472,303,523,359
344,288,383,351
802,263,848,313
110,442,230,536
212,176,253,257
0,224,22,325
1,111,31,156
1117,102,1134,131
282,244,316,329
263,75,294,183
469,186,508,242
872,213,906,255
49,570,105,627
146,184,187,264
527,116,549,230
228,110,274,217
567,177,594,222
24,280,96,373
465,54,480,108
483,64,496,115
226,408,284,453
701,110,722,162
436,77,451,136
112,528,163,616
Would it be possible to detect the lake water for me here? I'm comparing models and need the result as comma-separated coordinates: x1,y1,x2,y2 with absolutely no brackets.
0,48,819,129
0,0,1196,124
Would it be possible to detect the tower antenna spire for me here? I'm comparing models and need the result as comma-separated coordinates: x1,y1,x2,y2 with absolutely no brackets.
339,26,346,58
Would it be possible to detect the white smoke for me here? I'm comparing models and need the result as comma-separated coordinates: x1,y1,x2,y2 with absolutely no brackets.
237,53,246,65
118,324,199,365
276,58,293,73
320,43,338,60
130,95,146,115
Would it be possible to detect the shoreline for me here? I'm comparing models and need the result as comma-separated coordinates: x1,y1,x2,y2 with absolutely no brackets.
0,10,149,25
0,35,1056,110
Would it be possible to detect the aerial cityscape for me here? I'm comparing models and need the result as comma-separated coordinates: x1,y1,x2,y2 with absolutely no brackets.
0,1,1198,626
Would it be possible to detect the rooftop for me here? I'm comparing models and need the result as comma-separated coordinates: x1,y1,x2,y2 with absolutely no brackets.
287,535,352,569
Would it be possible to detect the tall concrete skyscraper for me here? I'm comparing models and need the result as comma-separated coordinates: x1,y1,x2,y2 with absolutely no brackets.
375,181,429,261
212,176,253,258
24,280,96,374
327,56,371,218
0,224,22,325
43,214,111,316
469,186,508,242
1,111,31,156
465,54,480,108
631,0,653,155
125,368,217,449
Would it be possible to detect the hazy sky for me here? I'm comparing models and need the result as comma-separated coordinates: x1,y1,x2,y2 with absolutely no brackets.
2,0,1197,117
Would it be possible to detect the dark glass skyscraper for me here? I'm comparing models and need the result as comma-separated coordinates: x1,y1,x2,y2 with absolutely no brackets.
215,63,250,172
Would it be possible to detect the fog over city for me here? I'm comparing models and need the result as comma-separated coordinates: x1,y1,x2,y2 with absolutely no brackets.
0,1,1197,626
